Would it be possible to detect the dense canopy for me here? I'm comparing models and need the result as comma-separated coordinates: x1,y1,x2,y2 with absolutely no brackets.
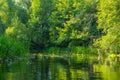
0,0,119,54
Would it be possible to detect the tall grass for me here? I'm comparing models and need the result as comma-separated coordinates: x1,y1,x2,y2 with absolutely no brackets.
43,46,97,55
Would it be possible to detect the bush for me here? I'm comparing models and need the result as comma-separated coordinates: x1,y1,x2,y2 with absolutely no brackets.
71,46,97,54
43,47,60,54
0,35,27,59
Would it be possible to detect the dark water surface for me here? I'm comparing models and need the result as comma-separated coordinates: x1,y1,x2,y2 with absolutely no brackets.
0,56,120,80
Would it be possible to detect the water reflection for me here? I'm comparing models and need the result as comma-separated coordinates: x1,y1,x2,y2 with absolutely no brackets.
0,56,120,80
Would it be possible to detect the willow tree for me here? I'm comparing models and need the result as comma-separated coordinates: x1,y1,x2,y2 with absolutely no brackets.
94,0,120,54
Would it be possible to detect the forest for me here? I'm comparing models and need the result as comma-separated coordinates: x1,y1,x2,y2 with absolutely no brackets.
0,0,120,62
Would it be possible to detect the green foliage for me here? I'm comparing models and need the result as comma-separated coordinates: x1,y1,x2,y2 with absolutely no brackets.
49,0,98,46
5,16,30,48
28,0,55,50
71,46,97,54
0,0,102,54
0,18,5,34
44,47,61,54
71,54,90,63
94,0,120,54
0,0,16,25
0,35,27,59
0,0,30,48
43,46,97,55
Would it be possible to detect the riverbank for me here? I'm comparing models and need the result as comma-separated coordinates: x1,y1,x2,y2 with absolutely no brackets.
42,46,98,55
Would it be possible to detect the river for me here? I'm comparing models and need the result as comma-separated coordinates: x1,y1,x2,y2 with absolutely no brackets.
0,55,120,80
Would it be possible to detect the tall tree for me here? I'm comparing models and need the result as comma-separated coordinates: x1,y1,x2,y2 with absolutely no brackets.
28,0,55,51
94,0,120,53
0,0,30,48
50,0,98,47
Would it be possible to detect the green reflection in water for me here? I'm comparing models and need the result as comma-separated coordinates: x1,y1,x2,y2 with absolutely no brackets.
94,63,120,80
0,56,120,80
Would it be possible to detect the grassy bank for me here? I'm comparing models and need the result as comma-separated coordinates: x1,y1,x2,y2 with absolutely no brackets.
29,46,98,63
42,46,97,55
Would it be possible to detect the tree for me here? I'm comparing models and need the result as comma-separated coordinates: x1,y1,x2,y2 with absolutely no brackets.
94,0,120,53
49,0,98,47
0,17,5,34
0,0,15,30
28,0,55,51
0,0,30,49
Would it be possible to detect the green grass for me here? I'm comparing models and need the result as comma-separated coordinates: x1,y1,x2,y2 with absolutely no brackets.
42,46,97,55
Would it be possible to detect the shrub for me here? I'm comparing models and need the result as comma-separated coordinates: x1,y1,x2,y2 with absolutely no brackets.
71,46,97,54
0,35,27,59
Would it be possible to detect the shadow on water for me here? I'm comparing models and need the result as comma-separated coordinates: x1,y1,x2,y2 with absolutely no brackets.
0,55,120,80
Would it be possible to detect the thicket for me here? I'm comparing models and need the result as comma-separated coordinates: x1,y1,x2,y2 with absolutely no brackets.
0,35,27,60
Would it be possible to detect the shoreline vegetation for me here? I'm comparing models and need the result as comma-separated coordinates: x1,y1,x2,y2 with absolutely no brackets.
0,0,120,79
0,0,120,64
0,35,119,64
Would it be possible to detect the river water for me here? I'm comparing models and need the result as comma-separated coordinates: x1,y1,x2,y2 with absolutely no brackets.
0,56,120,80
